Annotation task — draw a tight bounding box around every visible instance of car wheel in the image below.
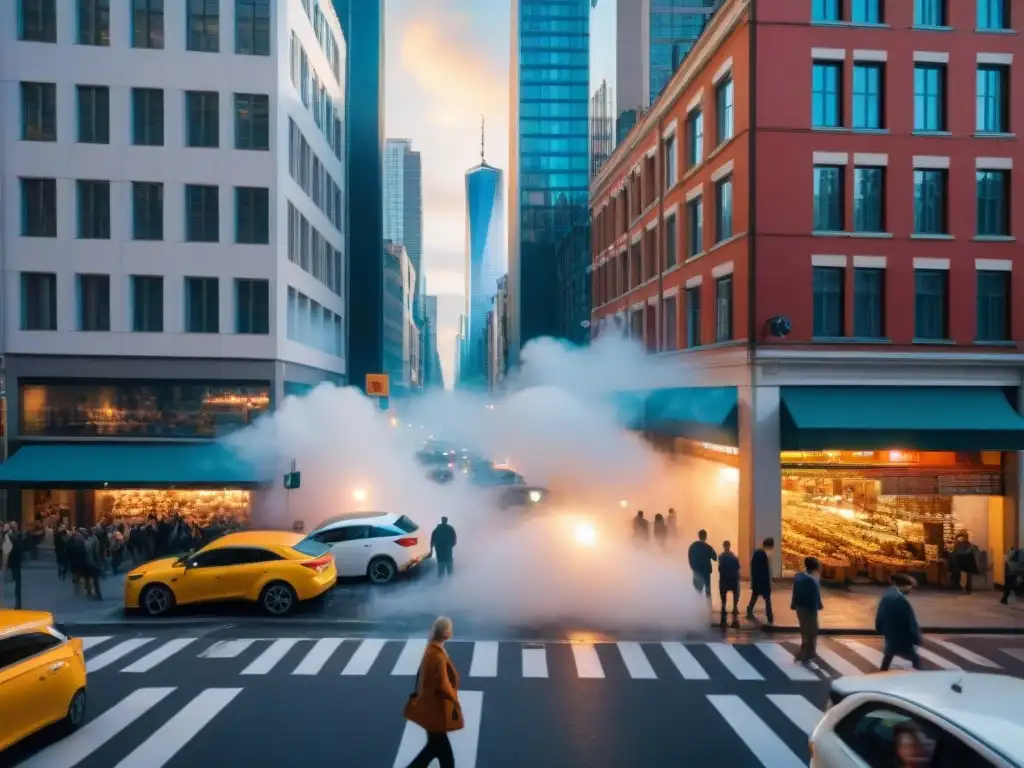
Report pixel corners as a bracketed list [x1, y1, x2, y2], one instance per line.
[140, 584, 175, 617]
[62, 689, 86, 734]
[368, 557, 397, 584]
[260, 582, 297, 616]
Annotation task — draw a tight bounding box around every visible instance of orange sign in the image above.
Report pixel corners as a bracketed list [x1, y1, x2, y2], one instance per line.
[365, 374, 390, 397]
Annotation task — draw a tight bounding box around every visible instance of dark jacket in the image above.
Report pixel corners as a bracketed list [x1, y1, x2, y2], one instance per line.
[687, 540, 717, 576]
[790, 571, 823, 612]
[874, 587, 921, 653]
[431, 523, 457, 560]
[718, 551, 741, 585]
[750, 549, 772, 595]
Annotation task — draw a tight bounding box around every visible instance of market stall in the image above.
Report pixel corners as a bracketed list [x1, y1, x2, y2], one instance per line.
[94, 489, 251, 526]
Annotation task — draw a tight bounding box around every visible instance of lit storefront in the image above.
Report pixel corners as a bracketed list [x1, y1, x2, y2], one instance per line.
[23, 488, 253, 530]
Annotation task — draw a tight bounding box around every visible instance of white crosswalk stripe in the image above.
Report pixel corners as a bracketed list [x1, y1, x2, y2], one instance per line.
[755, 643, 818, 681]
[87, 638, 155, 673]
[661, 641, 710, 679]
[293, 638, 345, 675]
[122, 639, 197, 674]
[616, 642, 657, 679]
[929, 639, 1001, 668]
[571, 643, 604, 678]
[837, 639, 885, 668]
[342, 638, 386, 675]
[916, 646, 962, 670]
[392, 639, 428, 675]
[709, 695, 806, 768]
[469, 641, 499, 677]
[767, 694, 825, 735]
[809, 644, 863, 678]
[242, 639, 303, 675]
[199, 639, 256, 659]
[522, 646, 548, 678]
[80, 635, 111, 651]
[392, 690, 484, 768]
[707, 643, 763, 681]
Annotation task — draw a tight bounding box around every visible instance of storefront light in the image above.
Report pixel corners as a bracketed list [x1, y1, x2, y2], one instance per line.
[718, 466, 740, 483]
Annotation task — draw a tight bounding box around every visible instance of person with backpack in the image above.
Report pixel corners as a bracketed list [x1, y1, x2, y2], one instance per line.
[1002, 547, 1024, 605]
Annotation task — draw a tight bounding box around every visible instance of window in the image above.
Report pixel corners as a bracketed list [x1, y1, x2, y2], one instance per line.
[977, 270, 1010, 341]
[76, 180, 110, 240]
[132, 0, 164, 49]
[21, 178, 57, 237]
[914, 169, 947, 235]
[686, 109, 702, 167]
[715, 276, 733, 342]
[978, 0, 1009, 30]
[915, 269, 948, 339]
[812, 62, 842, 128]
[852, 64, 883, 129]
[664, 213, 677, 269]
[977, 170, 1009, 236]
[186, 185, 219, 242]
[78, 0, 110, 45]
[236, 187, 269, 244]
[77, 274, 110, 331]
[21, 273, 57, 331]
[853, 167, 885, 233]
[131, 276, 163, 332]
[854, 268, 885, 338]
[663, 295, 678, 351]
[812, 0, 840, 22]
[235, 94, 269, 150]
[976, 65, 1009, 134]
[132, 182, 163, 241]
[21, 82, 57, 141]
[132, 88, 164, 146]
[716, 76, 734, 144]
[687, 196, 703, 256]
[813, 266, 844, 337]
[664, 135, 677, 189]
[686, 285, 701, 347]
[185, 277, 219, 333]
[76, 85, 109, 144]
[813, 165, 844, 231]
[186, 91, 219, 147]
[715, 176, 733, 242]
[236, 0, 270, 55]
[851, 0, 882, 23]
[0, 632, 63, 669]
[187, 0, 219, 52]
[236, 279, 270, 334]
[915, 0, 946, 26]
[19, 0, 56, 42]
[914, 64, 946, 131]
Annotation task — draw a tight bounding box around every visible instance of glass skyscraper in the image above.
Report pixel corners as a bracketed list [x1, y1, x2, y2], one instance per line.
[383, 138, 423, 316]
[509, 0, 591, 360]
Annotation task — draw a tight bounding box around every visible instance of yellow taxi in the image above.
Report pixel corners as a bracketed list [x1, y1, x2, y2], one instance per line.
[124, 530, 337, 617]
[0, 610, 87, 753]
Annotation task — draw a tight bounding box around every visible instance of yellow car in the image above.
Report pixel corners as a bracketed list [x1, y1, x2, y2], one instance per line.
[124, 530, 337, 617]
[0, 610, 87, 753]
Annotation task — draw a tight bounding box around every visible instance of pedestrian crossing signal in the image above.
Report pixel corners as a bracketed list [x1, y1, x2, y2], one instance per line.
[283, 471, 301, 490]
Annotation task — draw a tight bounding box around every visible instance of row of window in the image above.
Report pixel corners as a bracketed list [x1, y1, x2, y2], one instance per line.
[286, 286, 344, 357]
[812, 0, 1010, 30]
[285, 203, 344, 297]
[289, 32, 343, 159]
[20, 82, 270, 151]
[287, 118, 343, 233]
[20, 178, 269, 245]
[20, 272, 270, 335]
[813, 164, 1011, 237]
[812, 265, 1010, 342]
[298, 0, 342, 83]
[812, 59, 1010, 134]
[18, 0, 272, 56]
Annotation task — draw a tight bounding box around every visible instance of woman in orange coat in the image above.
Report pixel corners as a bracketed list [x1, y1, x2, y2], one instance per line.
[403, 615, 462, 768]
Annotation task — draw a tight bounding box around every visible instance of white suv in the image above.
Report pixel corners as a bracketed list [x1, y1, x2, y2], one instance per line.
[305, 512, 431, 584]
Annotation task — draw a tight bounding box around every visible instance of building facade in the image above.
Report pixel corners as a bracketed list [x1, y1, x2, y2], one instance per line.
[488, 274, 512, 392]
[422, 294, 444, 389]
[509, 0, 591, 362]
[0, 0, 348, 526]
[383, 241, 418, 395]
[555, 212, 592, 345]
[383, 138, 423, 313]
[589, 0, 1023, 585]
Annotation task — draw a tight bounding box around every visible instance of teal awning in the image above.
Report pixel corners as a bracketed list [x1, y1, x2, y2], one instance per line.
[645, 386, 738, 446]
[0, 443, 265, 486]
[780, 386, 1024, 451]
[608, 390, 648, 430]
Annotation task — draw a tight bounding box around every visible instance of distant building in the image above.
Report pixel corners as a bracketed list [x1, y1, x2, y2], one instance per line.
[382, 241, 417, 395]
[487, 275, 511, 392]
[556, 214, 592, 345]
[383, 138, 423, 314]
[422, 294, 444, 389]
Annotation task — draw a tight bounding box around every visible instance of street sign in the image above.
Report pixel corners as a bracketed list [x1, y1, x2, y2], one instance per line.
[365, 373, 390, 397]
[284, 471, 301, 490]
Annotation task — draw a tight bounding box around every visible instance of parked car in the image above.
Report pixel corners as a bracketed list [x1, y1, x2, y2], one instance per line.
[304, 512, 431, 584]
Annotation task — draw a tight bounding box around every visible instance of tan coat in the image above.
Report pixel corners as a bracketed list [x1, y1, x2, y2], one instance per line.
[403, 641, 463, 734]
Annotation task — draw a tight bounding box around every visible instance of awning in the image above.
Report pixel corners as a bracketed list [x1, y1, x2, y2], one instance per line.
[0, 443, 265, 486]
[780, 386, 1024, 451]
[644, 386, 738, 446]
[608, 390, 648, 430]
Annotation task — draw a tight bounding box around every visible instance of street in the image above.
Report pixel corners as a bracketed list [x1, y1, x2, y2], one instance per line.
[5, 628, 1024, 768]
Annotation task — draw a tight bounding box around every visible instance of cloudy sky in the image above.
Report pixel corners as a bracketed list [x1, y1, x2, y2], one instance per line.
[384, 0, 510, 388]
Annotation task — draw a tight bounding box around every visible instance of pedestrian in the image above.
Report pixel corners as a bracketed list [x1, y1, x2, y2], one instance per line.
[653, 513, 668, 549]
[687, 529, 717, 598]
[0, 523, 11, 608]
[949, 532, 980, 594]
[632, 510, 650, 545]
[717, 541, 741, 628]
[746, 536, 775, 625]
[791, 556, 823, 666]
[1001, 546, 1023, 605]
[2, 522, 25, 609]
[403, 616, 462, 768]
[110, 528, 126, 574]
[84, 527, 104, 600]
[68, 529, 87, 594]
[431, 517, 457, 579]
[55, 524, 69, 580]
[666, 508, 678, 540]
[875, 573, 923, 672]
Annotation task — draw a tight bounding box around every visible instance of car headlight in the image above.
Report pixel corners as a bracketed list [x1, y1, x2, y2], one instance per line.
[529, 491, 542, 503]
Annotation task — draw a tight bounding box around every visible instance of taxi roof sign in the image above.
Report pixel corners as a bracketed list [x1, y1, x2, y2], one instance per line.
[365, 373, 390, 397]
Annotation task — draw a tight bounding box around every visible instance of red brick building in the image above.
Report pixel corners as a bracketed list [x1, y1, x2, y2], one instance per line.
[589, 0, 1023, 583]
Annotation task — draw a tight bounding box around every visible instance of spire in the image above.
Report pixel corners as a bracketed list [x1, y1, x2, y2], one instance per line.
[480, 115, 485, 163]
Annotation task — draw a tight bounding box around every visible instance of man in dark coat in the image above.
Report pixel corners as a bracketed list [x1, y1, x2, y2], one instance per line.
[791, 557, 823, 665]
[746, 536, 775, 624]
[687, 529, 717, 598]
[431, 517, 458, 578]
[717, 541, 741, 628]
[6, 522, 25, 609]
[875, 573, 923, 671]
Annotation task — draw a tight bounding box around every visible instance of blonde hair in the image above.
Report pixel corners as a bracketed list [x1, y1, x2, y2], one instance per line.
[430, 615, 453, 642]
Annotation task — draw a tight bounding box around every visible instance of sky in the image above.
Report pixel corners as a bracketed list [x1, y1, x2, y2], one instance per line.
[384, 0, 510, 388]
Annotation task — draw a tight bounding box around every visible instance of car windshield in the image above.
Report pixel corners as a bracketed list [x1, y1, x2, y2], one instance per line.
[394, 515, 418, 533]
[293, 538, 330, 557]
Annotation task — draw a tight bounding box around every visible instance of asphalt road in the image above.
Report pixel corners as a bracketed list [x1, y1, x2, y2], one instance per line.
[4, 630, 1024, 768]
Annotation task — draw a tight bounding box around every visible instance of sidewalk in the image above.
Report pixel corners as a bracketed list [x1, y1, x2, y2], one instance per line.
[1, 559, 129, 625]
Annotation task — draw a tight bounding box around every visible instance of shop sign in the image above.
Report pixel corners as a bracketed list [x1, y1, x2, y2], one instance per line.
[936, 473, 1003, 496]
[365, 374, 390, 398]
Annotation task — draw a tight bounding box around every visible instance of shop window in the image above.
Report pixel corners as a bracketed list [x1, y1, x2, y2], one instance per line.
[97, 489, 250, 526]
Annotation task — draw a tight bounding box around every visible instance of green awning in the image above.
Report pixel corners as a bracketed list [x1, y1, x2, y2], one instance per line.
[644, 386, 738, 446]
[0, 443, 265, 486]
[780, 386, 1024, 451]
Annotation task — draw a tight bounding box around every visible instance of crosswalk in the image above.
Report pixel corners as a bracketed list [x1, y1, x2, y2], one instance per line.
[76, 633, 1024, 682]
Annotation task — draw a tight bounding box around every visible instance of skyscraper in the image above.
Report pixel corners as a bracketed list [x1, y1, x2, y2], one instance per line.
[460, 122, 504, 388]
[383, 139, 424, 314]
[508, 0, 590, 363]
[423, 294, 444, 389]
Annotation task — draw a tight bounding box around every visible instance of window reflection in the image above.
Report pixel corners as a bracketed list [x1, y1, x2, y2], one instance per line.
[20, 380, 271, 438]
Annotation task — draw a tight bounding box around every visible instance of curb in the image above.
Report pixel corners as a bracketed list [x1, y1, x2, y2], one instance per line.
[762, 625, 1024, 636]
[58, 617, 385, 632]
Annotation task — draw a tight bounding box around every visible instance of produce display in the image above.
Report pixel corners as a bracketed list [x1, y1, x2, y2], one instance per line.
[96, 489, 251, 526]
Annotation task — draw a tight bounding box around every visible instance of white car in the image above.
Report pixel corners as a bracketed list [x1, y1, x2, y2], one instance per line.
[305, 512, 431, 584]
[811, 671, 1024, 768]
